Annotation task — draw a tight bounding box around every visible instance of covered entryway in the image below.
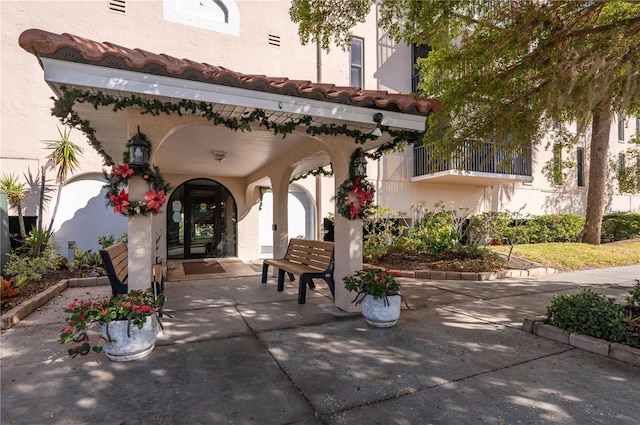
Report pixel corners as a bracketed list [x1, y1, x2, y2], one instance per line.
[167, 178, 237, 259]
[19, 29, 439, 312]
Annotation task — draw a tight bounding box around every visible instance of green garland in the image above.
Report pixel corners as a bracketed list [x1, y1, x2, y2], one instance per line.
[51, 86, 424, 166]
[103, 133, 172, 217]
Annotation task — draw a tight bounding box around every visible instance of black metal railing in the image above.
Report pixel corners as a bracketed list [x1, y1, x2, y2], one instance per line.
[413, 141, 532, 178]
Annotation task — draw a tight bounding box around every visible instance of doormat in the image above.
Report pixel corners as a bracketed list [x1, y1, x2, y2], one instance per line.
[182, 261, 225, 275]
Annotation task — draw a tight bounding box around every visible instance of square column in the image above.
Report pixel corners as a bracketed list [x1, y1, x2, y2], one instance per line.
[127, 177, 154, 291]
[333, 213, 363, 312]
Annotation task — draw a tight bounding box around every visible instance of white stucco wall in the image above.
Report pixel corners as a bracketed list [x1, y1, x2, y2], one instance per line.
[51, 176, 127, 256]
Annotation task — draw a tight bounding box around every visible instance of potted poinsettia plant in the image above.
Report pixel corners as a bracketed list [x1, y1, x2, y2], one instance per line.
[343, 268, 408, 328]
[59, 289, 164, 361]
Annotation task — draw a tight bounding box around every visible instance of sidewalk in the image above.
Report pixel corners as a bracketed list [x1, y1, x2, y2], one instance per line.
[1, 265, 639, 424]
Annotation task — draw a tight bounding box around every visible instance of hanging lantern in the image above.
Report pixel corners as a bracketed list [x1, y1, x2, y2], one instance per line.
[129, 127, 149, 166]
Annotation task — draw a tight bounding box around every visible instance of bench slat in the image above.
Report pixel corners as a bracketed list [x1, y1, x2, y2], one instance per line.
[261, 238, 335, 304]
[100, 242, 129, 296]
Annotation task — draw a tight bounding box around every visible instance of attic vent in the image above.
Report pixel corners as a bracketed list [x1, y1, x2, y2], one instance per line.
[109, 0, 126, 14]
[268, 34, 281, 47]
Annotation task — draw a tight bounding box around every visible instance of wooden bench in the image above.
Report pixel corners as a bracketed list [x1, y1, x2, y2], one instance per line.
[100, 242, 164, 299]
[261, 238, 335, 304]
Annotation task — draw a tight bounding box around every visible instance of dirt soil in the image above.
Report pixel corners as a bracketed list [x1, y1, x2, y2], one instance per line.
[1, 270, 86, 315]
[370, 252, 542, 272]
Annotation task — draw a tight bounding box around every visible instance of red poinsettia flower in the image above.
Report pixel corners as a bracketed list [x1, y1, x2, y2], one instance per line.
[349, 201, 360, 219]
[112, 164, 135, 179]
[144, 189, 166, 212]
[356, 187, 374, 205]
[110, 189, 130, 213]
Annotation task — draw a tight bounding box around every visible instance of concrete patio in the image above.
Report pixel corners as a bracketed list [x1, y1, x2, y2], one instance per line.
[1, 264, 639, 424]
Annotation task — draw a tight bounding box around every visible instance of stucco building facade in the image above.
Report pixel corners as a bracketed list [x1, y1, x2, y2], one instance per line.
[2, 1, 639, 278]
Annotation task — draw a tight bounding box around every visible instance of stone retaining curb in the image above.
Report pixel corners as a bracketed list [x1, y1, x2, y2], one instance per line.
[1, 277, 109, 331]
[522, 317, 640, 366]
[366, 264, 556, 281]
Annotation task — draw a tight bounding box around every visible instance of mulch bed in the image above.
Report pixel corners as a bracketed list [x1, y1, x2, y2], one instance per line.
[1, 270, 86, 315]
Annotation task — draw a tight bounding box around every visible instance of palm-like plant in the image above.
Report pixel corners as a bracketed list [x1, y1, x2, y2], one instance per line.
[0, 174, 28, 239]
[42, 126, 84, 230]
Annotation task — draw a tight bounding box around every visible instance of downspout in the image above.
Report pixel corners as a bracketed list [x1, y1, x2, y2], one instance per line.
[316, 41, 322, 84]
[316, 40, 323, 240]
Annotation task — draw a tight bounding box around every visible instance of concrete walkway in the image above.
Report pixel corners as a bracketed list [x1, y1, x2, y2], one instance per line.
[1, 265, 639, 424]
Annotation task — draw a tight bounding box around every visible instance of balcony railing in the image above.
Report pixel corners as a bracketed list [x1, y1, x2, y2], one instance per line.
[413, 141, 532, 178]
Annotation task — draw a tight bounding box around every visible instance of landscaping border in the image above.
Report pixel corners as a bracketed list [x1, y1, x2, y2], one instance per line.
[1, 276, 109, 330]
[365, 264, 557, 281]
[522, 317, 640, 366]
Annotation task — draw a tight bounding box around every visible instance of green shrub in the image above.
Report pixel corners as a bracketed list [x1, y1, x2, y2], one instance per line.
[409, 211, 460, 255]
[71, 248, 103, 272]
[625, 279, 640, 311]
[546, 289, 628, 343]
[526, 214, 585, 243]
[19, 226, 56, 257]
[363, 232, 394, 262]
[408, 201, 469, 255]
[467, 211, 512, 246]
[601, 212, 640, 243]
[3, 249, 62, 282]
[97, 232, 128, 249]
[97, 235, 116, 249]
[363, 206, 406, 262]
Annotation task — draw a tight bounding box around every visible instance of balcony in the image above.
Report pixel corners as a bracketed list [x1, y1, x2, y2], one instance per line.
[412, 141, 533, 186]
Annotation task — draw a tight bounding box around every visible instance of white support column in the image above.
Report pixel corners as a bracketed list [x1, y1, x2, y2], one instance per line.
[331, 144, 363, 313]
[333, 201, 364, 311]
[127, 177, 154, 291]
[271, 167, 295, 261]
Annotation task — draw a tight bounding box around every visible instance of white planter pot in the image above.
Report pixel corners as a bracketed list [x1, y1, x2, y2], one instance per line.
[361, 294, 401, 328]
[101, 315, 158, 362]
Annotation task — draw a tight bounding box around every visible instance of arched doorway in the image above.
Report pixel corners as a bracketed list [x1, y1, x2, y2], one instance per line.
[257, 184, 316, 258]
[166, 178, 237, 259]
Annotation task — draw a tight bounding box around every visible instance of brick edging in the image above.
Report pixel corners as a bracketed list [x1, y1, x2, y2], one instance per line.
[522, 317, 640, 366]
[0, 276, 109, 331]
[364, 264, 556, 281]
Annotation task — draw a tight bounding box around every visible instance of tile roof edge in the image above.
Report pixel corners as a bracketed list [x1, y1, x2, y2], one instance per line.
[19, 28, 441, 116]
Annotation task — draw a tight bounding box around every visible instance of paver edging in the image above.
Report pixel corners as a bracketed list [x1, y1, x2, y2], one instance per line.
[522, 317, 640, 366]
[364, 263, 555, 281]
[1, 280, 68, 330]
[1, 276, 108, 331]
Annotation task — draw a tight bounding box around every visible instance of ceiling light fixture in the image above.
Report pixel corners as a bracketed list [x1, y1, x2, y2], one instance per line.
[212, 151, 227, 162]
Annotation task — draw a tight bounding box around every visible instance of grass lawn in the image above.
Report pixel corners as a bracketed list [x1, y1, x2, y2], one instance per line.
[491, 239, 640, 271]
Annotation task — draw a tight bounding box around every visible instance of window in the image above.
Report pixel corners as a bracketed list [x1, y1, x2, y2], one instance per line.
[350, 38, 363, 88]
[617, 112, 625, 142]
[163, 0, 239, 36]
[411, 43, 431, 93]
[577, 147, 585, 187]
[553, 144, 563, 185]
[619, 153, 626, 176]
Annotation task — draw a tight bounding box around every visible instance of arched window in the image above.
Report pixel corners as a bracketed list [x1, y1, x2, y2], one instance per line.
[163, 0, 239, 36]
